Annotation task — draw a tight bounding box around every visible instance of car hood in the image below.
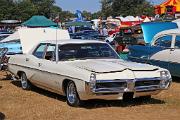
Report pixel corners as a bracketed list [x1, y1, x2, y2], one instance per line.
[68, 59, 159, 73]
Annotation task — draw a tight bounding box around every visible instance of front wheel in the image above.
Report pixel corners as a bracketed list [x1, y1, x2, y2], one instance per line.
[20, 72, 31, 90]
[66, 81, 81, 107]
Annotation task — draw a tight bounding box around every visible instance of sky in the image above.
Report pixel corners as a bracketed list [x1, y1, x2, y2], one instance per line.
[56, 0, 166, 13]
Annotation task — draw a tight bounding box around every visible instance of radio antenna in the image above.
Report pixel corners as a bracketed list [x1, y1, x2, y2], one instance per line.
[55, 22, 58, 64]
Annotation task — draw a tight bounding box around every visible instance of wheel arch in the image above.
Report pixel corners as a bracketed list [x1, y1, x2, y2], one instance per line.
[62, 79, 72, 95]
[17, 71, 25, 78]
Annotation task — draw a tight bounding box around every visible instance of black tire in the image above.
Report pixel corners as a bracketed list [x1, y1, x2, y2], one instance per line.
[66, 81, 81, 107]
[20, 72, 31, 90]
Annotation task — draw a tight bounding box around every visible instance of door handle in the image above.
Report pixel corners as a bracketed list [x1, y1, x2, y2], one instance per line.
[38, 63, 42, 67]
[26, 58, 29, 61]
[170, 48, 175, 51]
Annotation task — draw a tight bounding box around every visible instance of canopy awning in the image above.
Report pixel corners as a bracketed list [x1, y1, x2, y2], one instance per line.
[22, 16, 57, 27]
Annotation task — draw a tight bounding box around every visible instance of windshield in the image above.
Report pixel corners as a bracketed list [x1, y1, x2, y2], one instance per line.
[58, 43, 119, 61]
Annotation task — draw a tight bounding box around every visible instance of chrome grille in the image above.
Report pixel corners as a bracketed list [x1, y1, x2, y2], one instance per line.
[134, 78, 161, 91]
[96, 82, 127, 89]
[135, 80, 160, 87]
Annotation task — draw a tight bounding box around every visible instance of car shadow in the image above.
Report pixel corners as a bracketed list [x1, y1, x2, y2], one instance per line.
[81, 98, 165, 109]
[0, 112, 5, 120]
[32, 86, 66, 102]
[11, 81, 21, 87]
[11, 81, 165, 108]
[11, 81, 66, 102]
[172, 76, 180, 83]
[0, 71, 12, 81]
[0, 86, 2, 89]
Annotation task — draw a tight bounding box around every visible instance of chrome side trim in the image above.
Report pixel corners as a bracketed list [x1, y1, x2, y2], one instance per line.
[8, 63, 84, 82]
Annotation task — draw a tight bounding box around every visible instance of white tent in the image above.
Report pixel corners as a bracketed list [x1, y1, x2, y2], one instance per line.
[116, 16, 142, 22]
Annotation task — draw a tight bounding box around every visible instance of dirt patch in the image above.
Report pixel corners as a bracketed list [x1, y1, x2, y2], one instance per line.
[0, 71, 180, 120]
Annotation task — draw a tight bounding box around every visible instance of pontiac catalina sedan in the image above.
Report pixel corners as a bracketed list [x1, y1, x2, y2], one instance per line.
[8, 40, 172, 106]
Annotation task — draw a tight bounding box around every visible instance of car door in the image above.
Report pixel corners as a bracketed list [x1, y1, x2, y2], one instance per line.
[29, 43, 48, 86]
[150, 35, 173, 70]
[168, 35, 180, 77]
[33, 44, 64, 92]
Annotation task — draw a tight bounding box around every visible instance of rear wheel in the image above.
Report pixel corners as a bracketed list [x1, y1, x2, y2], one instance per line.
[20, 72, 31, 90]
[66, 81, 81, 107]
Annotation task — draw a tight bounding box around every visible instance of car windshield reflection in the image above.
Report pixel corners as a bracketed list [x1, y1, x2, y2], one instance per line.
[58, 43, 119, 61]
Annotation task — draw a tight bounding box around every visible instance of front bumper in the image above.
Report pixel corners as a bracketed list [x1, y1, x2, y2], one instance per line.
[79, 78, 171, 100]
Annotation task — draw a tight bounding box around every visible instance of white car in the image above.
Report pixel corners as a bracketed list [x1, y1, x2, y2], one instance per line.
[8, 40, 172, 106]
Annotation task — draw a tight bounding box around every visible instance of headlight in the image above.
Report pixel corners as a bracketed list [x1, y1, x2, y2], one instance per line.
[90, 73, 96, 91]
[160, 71, 172, 88]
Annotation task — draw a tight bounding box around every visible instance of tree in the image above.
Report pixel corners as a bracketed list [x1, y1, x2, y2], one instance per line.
[50, 5, 62, 20]
[0, 0, 76, 22]
[113, 0, 154, 16]
[0, 0, 16, 20]
[31, 0, 55, 18]
[100, 0, 154, 17]
[82, 11, 92, 20]
[91, 11, 103, 19]
[13, 0, 38, 21]
[60, 11, 75, 22]
[100, 0, 113, 18]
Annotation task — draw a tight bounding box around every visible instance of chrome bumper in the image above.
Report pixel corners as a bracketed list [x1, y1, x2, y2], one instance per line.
[79, 78, 171, 100]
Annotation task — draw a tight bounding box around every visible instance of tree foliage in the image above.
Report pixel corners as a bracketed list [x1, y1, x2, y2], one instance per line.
[100, 0, 154, 17]
[0, 0, 68, 22]
[100, 0, 113, 18]
[0, 0, 155, 23]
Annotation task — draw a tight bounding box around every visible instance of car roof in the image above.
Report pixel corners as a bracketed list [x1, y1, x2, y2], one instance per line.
[154, 28, 180, 38]
[40, 39, 106, 45]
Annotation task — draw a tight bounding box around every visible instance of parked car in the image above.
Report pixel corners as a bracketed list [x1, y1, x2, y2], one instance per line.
[8, 40, 172, 106]
[128, 28, 180, 77]
[70, 30, 106, 40]
[0, 34, 11, 41]
[0, 40, 22, 55]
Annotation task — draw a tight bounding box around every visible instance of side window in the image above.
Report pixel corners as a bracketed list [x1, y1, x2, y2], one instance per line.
[154, 35, 172, 48]
[175, 35, 180, 49]
[44, 44, 56, 61]
[33, 44, 47, 58]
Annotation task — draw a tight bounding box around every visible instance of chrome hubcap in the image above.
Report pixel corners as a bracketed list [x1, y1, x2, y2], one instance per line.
[21, 74, 27, 89]
[67, 82, 77, 104]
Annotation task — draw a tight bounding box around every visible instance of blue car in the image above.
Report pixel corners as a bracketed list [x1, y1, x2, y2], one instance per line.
[70, 30, 106, 40]
[128, 29, 180, 77]
[0, 40, 22, 55]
